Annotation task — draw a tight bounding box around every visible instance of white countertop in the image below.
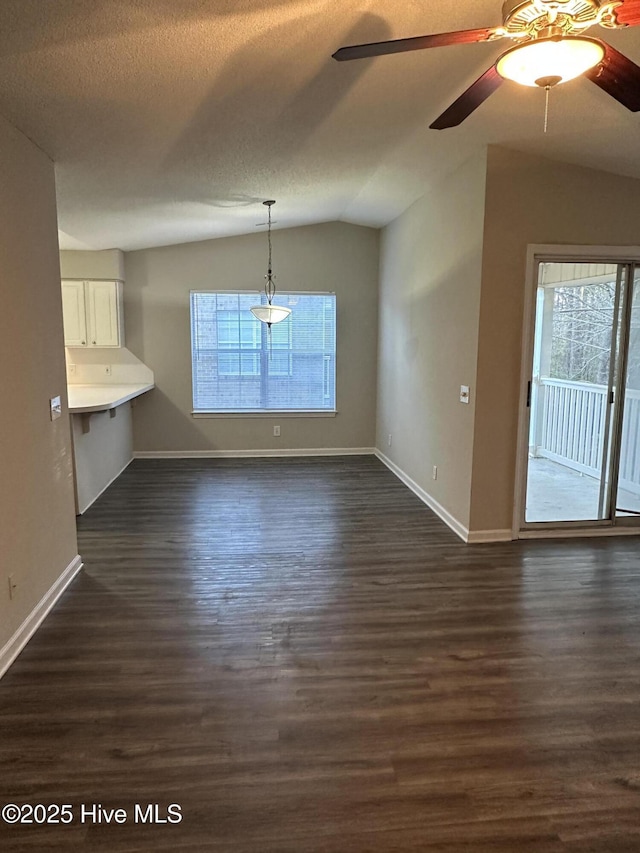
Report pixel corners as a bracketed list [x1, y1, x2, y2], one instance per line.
[67, 383, 154, 414]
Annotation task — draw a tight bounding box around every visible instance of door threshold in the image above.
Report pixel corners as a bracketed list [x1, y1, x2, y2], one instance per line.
[518, 525, 640, 540]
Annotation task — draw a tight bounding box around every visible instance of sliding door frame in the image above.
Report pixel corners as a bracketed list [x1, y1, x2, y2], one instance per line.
[597, 263, 626, 521]
[513, 244, 640, 539]
[608, 265, 640, 526]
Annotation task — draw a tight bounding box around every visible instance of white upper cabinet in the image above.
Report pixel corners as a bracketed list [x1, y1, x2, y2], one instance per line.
[86, 281, 120, 346]
[61, 281, 87, 346]
[62, 280, 124, 348]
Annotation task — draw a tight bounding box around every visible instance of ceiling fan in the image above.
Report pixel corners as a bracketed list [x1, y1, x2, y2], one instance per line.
[332, 0, 640, 129]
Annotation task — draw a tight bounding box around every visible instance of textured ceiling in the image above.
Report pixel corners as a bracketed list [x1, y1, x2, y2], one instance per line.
[0, 0, 639, 250]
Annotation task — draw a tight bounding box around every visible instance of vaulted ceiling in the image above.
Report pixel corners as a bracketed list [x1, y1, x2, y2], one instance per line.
[0, 0, 639, 250]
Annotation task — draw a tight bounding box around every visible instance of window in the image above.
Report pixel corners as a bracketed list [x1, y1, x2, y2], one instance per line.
[216, 309, 260, 376]
[190, 292, 336, 413]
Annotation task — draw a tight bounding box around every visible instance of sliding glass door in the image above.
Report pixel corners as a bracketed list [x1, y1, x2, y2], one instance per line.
[615, 269, 640, 517]
[522, 259, 640, 530]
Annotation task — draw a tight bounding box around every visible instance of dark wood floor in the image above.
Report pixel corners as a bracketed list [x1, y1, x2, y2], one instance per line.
[2, 456, 640, 852]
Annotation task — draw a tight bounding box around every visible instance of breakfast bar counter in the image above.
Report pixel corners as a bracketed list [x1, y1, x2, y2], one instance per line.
[67, 383, 154, 414]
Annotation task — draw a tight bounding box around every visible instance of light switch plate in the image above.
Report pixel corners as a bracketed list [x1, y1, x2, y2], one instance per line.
[460, 385, 470, 404]
[50, 395, 62, 420]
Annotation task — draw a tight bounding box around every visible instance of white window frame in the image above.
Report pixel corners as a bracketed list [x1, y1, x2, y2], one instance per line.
[190, 290, 338, 418]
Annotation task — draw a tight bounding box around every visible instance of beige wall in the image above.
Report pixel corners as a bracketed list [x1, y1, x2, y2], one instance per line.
[59, 249, 124, 281]
[376, 151, 487, 531]
[470, 146, 640, 533]
[0, 114, 78, 651]
[124, 221, 379, 452]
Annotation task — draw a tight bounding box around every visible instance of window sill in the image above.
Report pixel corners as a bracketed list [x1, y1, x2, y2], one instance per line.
[192, 410, 337, 419]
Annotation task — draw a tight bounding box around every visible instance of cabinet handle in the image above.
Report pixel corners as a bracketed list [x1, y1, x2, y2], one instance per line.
[92, 340, 96, 345]
[81, 341, 86, 345]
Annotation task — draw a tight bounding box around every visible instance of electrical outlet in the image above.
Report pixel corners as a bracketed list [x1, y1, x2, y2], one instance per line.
[273, 425, 281, 437]
[104, 365, 112, 376]
[387, 434, 392, 447]
[433, 466, 438, 480]
[8, 574, 17, 600]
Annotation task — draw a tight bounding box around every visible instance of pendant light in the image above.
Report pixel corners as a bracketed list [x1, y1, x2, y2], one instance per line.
[250, 200, 291, 327]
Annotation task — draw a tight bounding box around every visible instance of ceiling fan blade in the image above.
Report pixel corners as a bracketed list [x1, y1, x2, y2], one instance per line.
[614, 0, 640, 26]
[332, 27, 497, 62]
[429, 64, 503, 129]
[585, 42, 640, 112]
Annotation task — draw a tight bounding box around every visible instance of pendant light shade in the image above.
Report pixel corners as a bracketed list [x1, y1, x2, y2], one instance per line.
[250, 200, 291, 326]
[496, 36, 604, 88]
[250, 303, 291, 324]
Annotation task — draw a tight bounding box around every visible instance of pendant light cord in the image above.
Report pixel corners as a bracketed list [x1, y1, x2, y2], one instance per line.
[265, 201, 275, 305]
[267, 202, 273, 280]
[267, 204, 273, 340]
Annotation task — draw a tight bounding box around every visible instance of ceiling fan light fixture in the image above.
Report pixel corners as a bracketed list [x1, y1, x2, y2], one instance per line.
[496, 36, 605, 87]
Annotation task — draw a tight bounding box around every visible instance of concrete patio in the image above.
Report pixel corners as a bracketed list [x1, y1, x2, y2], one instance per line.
[526, 457, 640, 522]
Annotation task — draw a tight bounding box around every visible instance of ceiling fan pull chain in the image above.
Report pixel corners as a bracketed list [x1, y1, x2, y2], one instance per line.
[544, 84, 550, 134]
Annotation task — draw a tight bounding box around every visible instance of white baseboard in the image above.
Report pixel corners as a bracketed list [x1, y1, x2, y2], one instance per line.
[0, 554, 83, 680]
[375, 451, 515, 545]
[133, 448, 376, 459]
[77, 456, 133, 515]
[466, 529, 514, 544]
[375, 450, 469, 542]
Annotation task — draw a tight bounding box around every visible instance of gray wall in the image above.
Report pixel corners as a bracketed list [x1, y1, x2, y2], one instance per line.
[0, 114, 78, 651]
[124, 221, 379, 452]
[376, 151, 487, 531]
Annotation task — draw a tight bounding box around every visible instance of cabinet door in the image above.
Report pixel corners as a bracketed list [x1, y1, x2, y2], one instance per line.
[86, 281, 120, 347]
[61, 281, 87, 346]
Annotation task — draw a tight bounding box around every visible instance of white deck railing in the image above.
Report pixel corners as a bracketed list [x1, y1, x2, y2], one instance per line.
[533, 377, 640, 496]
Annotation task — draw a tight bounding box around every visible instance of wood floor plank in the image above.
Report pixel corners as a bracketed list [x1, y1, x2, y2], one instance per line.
[1, 456, 640, 851]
